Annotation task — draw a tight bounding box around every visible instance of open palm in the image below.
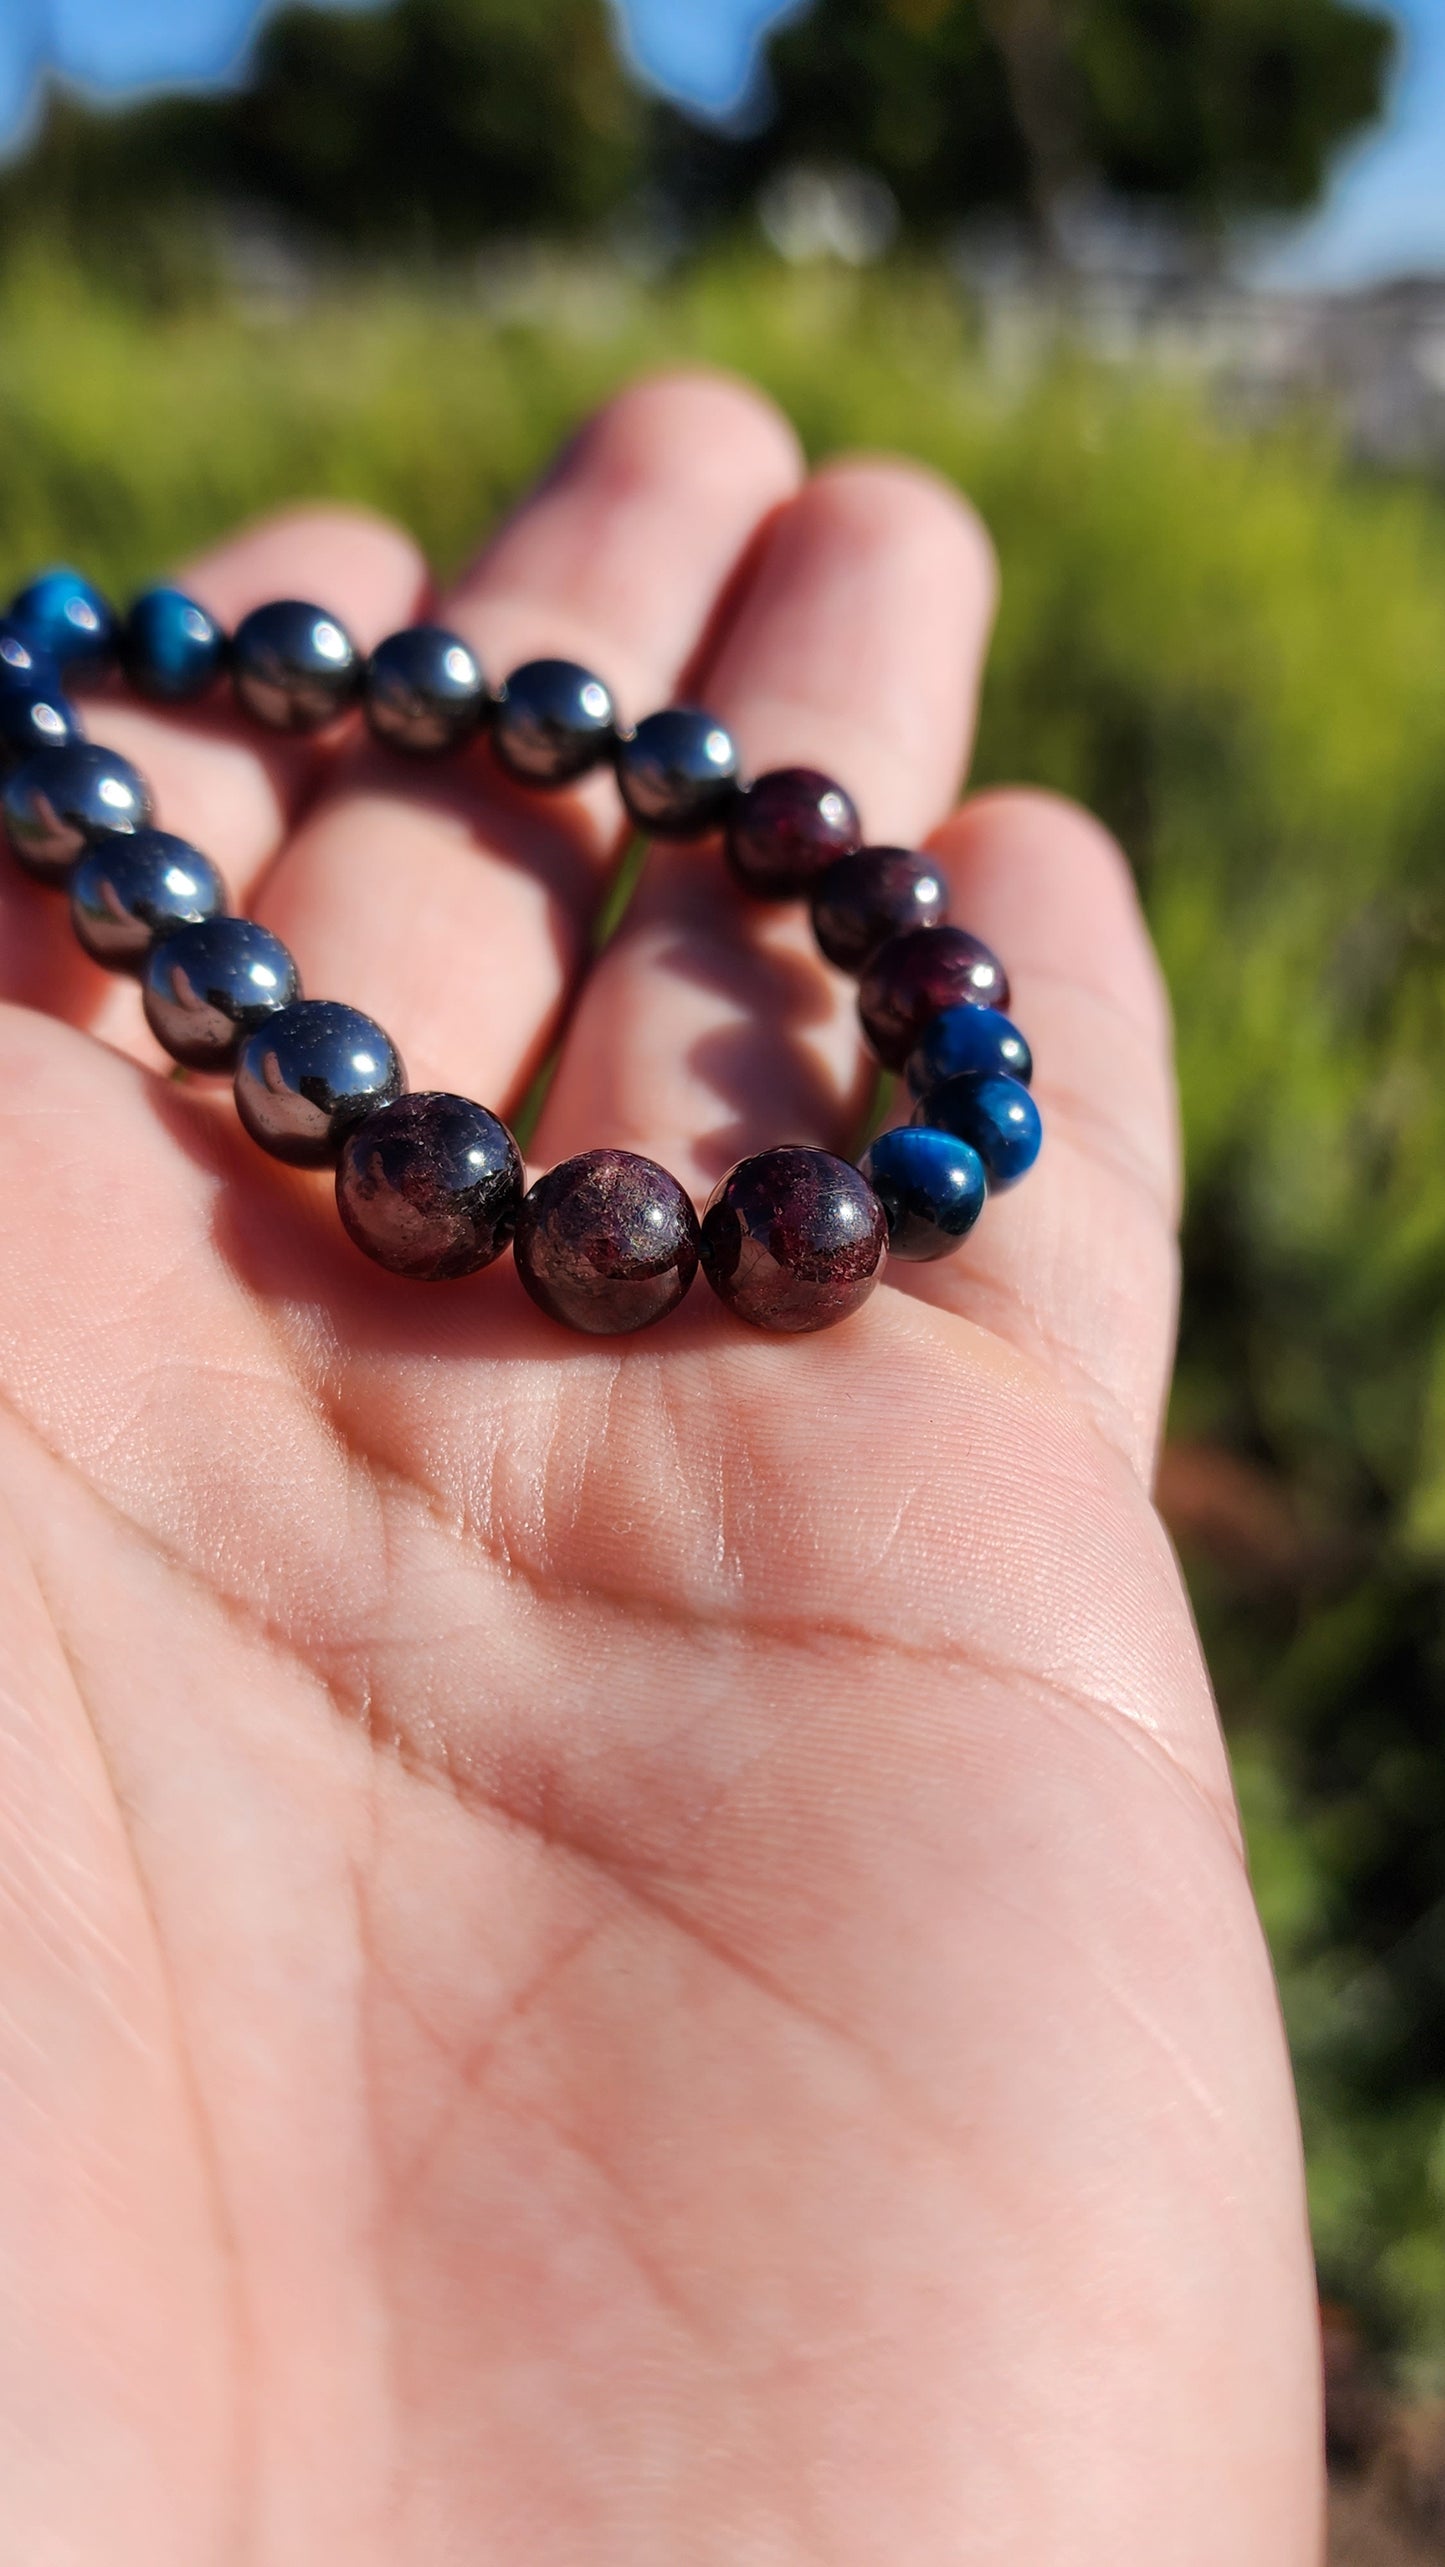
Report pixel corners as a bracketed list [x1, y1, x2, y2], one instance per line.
[0, 375, 1319, 2563]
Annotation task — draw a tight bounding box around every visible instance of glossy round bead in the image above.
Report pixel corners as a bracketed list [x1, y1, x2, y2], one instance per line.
[858, 924, 1010, 1069]
[616, 707, 741, 839]
[859, 1124, 987, 1261]
[364, 625, 487, 756]
[2, 743, 151, 884]
[336, 1091, 523, 1279]
[70, 831, 225, 972]
[914, 1072, 1043, 1188]
[121, 587, 228, 703]
[811, 845, 948, 972]
[7, 568, 116, 674]
[699, 1146, 888, 1333]
[513, 1149, 700, 1335]
[905, 1001, 1033, 1098]
[143, 917, 299, 1071]
[231, 599, 360, 733]
[0, 681, 84, 767]
[726, 767, 860, 898]
[0, 623, 60, 695]
[491, 659, 615, 785]
[234, 1000, 404, 1167]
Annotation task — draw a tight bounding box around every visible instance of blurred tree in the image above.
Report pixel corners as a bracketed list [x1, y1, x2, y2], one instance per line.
[0, 0, 645, 265]
[660, 0, 1396, 253]
[231, 0, 642, 241]
[0, 0, 1396, 270]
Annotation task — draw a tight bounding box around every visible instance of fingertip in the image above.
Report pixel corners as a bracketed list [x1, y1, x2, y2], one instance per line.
[176, 503, 431, 647]
[557, 367, 807, 514]
[931, 787, 1173, 1059]
[805, 454, 999, 622]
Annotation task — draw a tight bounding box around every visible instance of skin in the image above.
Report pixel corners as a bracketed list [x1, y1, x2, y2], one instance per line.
[0, 374, 1321, 2564]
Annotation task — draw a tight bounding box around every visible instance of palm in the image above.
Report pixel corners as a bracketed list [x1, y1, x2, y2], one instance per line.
[0, 377, 1318, 2563]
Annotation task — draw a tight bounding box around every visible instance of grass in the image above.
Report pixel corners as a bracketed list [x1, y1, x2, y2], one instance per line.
[5, 238, 1445, 2372]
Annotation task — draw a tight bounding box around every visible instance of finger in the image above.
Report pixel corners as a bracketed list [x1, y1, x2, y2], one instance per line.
[1, 506, 428, 1052]
[537, 458, 996, 1185]
[888, 789, 1180, 1483]
[249, 374, 804, 1105]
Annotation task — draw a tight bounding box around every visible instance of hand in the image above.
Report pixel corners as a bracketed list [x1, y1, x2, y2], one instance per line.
[0, 374, 1320, 2564]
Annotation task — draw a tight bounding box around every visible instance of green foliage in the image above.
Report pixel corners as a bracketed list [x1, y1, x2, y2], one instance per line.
[1, 247, 1444, 2365]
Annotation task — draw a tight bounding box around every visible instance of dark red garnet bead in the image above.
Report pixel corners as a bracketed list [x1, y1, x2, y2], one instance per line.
[811, 845, 949, 973]
[699, 1146, 888, 1333]
[513, 1148, 701, 1335]
[725, 767, 861, 899]
[336, 1091, 524, 1279]
[858, 925, 1009, 1069]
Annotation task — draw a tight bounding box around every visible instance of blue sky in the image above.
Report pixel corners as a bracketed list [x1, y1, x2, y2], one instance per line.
[1, 0, 1441, 286]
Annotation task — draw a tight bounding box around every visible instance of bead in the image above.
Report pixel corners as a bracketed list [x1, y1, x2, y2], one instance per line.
[6, 568, 116, 675]
[513, 1148, 700, 1334]
[491, 659, 615, 785]
[364, 625, 488, 756]
[336, 1091, 523, 1279]
[121, 587, 228, 703]
[858, 924, 1010, 1069]
[230, 599, 360, 733]
[0, 623, 60, 695]
[0, 681, 84, 767]
[615, 707, 740, 839]
[234, 999, 404, 1167]
[726, 767, 860, 898]
[3, 743, 152, 884]
[905, 1001, 1032, 1098]
[699, 1146, 888, 1333]
[70, 831, 225, 973]
[859, 1124, 987, 1261]
[914, 1072, 1043, 1188]
[811, 845, 948, 971]
[143, 917, 299, 1071]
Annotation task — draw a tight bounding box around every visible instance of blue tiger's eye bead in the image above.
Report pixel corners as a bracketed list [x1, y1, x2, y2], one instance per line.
[337, 1091, 523, 1279]
[231, 599, 360, 734]
[364, 625, 488, 756]
[121, 587, 228, 704]
[143, 917, 299, 1070]
[859, 1124, 987, 1261]
[3, 743, 151, 883]
[700, 1146, 888, 1333]
[514, 1149, 700, 1334]
[234, 999, 404, 1167]
[811, 845, 948, 971]
[491, 659, 615, 785]
[0, 623, 60, 695]
[905, 1002, 1033, 1098]
[7, 568, 116, 675]
[0, 681, 84, 767]
[615, 707, 741, 839]
[70, 831, 225, 972]
[914, 1072, 1043, 1188]
[858, 925, 1010, 1069]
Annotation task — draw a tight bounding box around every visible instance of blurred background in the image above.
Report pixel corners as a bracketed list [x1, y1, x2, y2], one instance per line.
[3, 0, 1445, 2555]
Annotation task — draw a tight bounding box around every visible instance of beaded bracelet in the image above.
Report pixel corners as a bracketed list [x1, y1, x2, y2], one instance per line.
[0, 563, 1042, 1338]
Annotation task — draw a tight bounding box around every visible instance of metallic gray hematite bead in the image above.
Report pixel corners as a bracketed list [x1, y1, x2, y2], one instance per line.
[3, 743, 152, 883]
